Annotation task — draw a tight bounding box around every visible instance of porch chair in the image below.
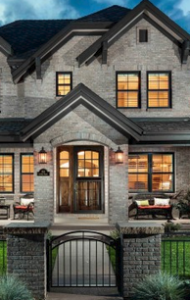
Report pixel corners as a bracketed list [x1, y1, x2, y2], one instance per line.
[13, 193, 34, 220]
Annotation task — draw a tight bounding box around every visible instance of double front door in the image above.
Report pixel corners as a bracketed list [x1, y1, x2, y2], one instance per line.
[58, 146, 104, 213]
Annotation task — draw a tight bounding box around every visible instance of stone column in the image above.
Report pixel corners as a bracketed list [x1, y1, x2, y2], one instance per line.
[117, 222, 164, 299]
[109, 144, 128, 224]
[34, 143, 54, 222]
[4, 222, 50, 300]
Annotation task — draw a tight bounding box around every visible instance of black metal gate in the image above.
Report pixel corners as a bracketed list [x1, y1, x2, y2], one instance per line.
[47, 230, 122, 294]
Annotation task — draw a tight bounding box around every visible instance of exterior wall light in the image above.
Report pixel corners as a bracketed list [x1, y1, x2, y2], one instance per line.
[115, 147, 124, 164]
[38, 147, 47, 164]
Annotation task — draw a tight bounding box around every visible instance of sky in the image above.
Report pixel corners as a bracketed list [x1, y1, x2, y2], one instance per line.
[0, 0, 189, 32]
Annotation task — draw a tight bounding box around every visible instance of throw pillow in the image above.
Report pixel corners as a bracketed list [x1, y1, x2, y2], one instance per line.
[154, 198, 170, 206]
[136, 200, 149, 206]
[20, 198, 34, 206]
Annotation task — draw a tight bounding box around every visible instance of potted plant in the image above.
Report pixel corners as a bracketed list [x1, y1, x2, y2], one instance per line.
[174, 188, 190, 218]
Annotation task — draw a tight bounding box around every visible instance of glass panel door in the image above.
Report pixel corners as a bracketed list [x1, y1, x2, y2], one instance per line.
[74, 147, 103, 212]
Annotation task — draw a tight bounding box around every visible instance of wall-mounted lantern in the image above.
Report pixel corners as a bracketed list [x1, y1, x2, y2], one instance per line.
[115, 147, 124, 164]
[38, 147, 47, 164]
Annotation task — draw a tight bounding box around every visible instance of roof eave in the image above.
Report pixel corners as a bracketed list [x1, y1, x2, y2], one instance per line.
[11, 21, 112, 83]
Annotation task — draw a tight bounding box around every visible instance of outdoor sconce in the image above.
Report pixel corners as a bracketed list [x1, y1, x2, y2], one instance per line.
[115, 147, 124, 164]
[38, 147, 47, 164]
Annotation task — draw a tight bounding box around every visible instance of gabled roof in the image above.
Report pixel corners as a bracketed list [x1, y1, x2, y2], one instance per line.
[77, 0, 190, 66]
[20, 83, 143, 142]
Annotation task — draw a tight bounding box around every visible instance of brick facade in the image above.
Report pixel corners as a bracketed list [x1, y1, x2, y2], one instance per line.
[0, 7, 189, 224]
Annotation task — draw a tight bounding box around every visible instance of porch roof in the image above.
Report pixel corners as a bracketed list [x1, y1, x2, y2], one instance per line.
[2, 104, 190, 146]
[20, 83, 143, 142]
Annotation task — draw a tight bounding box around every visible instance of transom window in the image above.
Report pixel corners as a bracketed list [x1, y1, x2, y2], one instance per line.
[147, 72, 171, 108]
[0, 154, 14, 193]
[20, 154, 34, 193]
[116, 72, 140, 108]
[128, 153, 174, 192]
[56, 72, 72, 96]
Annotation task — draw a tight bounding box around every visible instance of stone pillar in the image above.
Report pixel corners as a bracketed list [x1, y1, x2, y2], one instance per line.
[117, 222, 164, 299]
[34, 143, 54, 222]
[109, 144, 128, 224]
[4, 222, 50, 300]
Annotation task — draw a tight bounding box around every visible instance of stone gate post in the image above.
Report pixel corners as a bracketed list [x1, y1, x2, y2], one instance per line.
[4, 222, 50, 300]
[117, 222, 164, 299]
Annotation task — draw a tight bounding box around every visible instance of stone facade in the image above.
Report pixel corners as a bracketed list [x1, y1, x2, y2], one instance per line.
[5, 223, 49, 300]
[118, 222, 164, 299]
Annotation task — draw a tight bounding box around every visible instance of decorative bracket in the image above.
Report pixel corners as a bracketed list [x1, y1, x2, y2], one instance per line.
[181, 40, 190, 64]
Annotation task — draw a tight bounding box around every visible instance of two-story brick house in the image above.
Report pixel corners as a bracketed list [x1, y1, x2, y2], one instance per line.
[0, 0, 190, 224]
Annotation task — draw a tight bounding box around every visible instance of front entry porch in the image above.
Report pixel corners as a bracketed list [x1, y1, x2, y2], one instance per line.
[57, 145, 104, 214]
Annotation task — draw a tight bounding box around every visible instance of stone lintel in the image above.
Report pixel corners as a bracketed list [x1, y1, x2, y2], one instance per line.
[4, 222, 50, 235]
[117, 221, 164, 235]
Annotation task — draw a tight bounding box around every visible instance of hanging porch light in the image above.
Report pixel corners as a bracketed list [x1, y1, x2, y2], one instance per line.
[115, 147, 124, 164]
[38, 147, 47, 164]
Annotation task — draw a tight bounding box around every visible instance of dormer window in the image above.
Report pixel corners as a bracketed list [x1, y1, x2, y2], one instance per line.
[56, 72, 72, 96]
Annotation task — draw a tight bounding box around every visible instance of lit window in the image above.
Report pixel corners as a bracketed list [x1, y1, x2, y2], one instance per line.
[147, 72, 171, 108]
[56, 72, 72, 96]
[77, 151, 99, 178]
[128, 153, 174, 192]
[0, 154, 14, 193]
[116, 72, 140, 108]
[59, 151, 69, 177]
[21, 154, 34, 193]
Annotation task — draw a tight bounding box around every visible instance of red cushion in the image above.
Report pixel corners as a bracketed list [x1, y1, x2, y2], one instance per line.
[15, 205, 28, 210]
[138, 205, 171, 209]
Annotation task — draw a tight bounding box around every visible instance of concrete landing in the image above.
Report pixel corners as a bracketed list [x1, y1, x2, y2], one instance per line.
[47, 293, 122, 300]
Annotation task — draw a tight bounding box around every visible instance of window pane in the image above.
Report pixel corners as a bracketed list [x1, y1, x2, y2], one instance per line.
[57, 73, 72, 96]
[21, 154, 34, 192]
[148, 73, 170, 108]
[58, 74, 71, 84]
[117, 92, 138, 107]
[58, 86, 71, 96]
[60, 151, 69, 159]
[148, 91, 169, 107]
[128, 174, 148, 191]
[152, 174, 173, 191]
[77, 151, 100, 178]
[0, 155, 13, 193]
[128, 155, 148, 173]
[59, 151, 69, 177]
[152, 154, 173, 173]
[129, 153, 174, 192]
[117, 73, 139, 108]
[92, 152, 99, 159]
